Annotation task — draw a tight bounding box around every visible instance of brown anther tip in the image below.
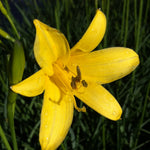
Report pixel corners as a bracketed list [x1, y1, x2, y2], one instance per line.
[76, 66, 81, 80]
[64, 66, 69, 72]
[82, 80, 88, 87]
[71, 80, 76, 89]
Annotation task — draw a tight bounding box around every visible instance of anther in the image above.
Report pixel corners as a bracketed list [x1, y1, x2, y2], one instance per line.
[64, 66, 69, 72]
[76, 66, 81, 82]
[70, 66, 88, 89]
[71, 77, 77, 89]
[81, 80, 88, 87]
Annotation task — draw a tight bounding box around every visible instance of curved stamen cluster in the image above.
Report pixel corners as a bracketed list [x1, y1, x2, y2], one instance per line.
[70, 66, 88, 89]
[52, 64, 87, 112]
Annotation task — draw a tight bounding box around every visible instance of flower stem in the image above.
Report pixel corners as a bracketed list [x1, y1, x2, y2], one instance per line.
[135, 0, 143, 52]
[131, 0, 143, 93]
[134, 0, 137, 42]
[0, 124, 12, 150]
[0, 1, 20, 39]
[144, 0, 149, 25]
[134, 82, 150, 148]
[121, 0, 126, 42]
[103, 0, 109, 48]
[55, 0, 60, 30]
[95, 0, 98, 9]
[123, 0, 129, 47]
[102, 117, 106, 150]
[7, 90, 18, 150]
[0, 28, 15, 42]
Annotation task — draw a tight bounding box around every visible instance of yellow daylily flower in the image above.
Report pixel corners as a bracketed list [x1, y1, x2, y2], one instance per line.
[11, 9, 139, 150]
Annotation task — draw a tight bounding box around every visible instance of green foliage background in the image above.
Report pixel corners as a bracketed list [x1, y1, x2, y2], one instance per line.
[0, 0, 150, 150]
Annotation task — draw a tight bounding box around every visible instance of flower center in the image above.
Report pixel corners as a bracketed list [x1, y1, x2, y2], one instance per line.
[51, 62, 87, 112]
[52, 62, 88, 92]
[50, 63, 71, 94]
[70, 66, 88, 90]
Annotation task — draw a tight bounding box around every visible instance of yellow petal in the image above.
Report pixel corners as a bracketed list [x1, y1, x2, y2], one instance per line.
[39, 92, 74, 150]
[71, 9, 106, 53]
[75, 83, 122, 121]
[11, 69, 46, 97]
[45, 77, 61, 103]
[33, 19, 70, 76]
[68, 47, 139, 84]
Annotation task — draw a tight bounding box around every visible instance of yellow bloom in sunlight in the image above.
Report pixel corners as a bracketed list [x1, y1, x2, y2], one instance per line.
[11, 9, 139, 150]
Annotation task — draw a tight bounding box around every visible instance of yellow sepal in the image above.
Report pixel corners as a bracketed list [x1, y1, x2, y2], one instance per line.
[75, 83, 122, 121]
[45, 77, 61, 103]
[71, 9, 106, 53]
[33, 19, 70, 76]
[68, 47, 140, 84]
[11, 69, 46, 97]
[40, 93, 74, 150]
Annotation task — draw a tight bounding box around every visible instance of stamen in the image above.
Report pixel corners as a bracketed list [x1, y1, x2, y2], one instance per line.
[64, 66, 69, 72]
[73, 98, 86, 112]
[71, 77, 77, 89]
[70, 65, 88, 90]
[52, 63, 71, 93]
[76, 66, 81, 82]
[81, 80, 88, 87]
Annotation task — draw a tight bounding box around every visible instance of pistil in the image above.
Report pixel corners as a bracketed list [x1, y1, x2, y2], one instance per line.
[73, 97, 86, 112]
